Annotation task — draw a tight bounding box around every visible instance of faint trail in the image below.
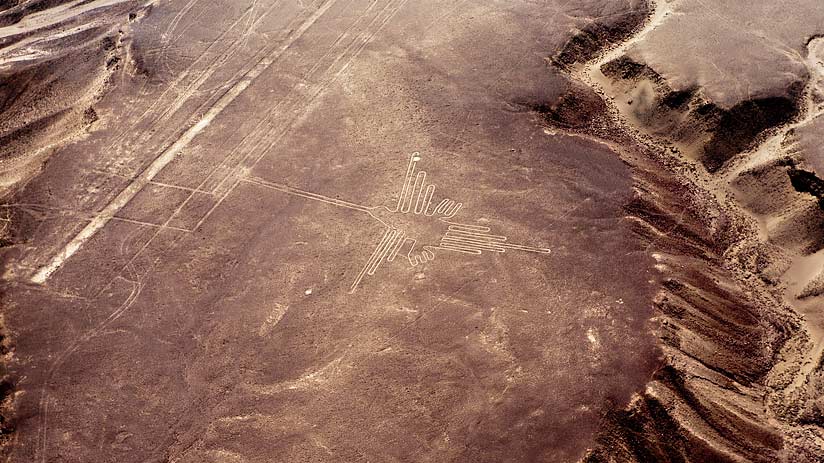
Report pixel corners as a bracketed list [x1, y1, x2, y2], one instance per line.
[163, 0, 203, 43]
[157, 0, 401, 235]
[106, 2, 257, 156]
[195, 0, 378, 195]
[30, 0, 340, 284]
[155, 0, 207, 76]
[105, 0, 286, 162]
[90, 0, 382, 293]
[194, 0, 410, 232]
[36, 276, 142, 463]
[376, 278, 476, 351]
[33, 202, 200, 462]
[577, 0, 672, 90]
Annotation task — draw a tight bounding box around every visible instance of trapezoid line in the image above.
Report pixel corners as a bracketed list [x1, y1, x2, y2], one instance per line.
[29, 0, 340, 284]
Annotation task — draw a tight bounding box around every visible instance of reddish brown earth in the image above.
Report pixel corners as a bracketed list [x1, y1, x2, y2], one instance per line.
[4, 0, 824, 462]
[0, 1, 661, 462]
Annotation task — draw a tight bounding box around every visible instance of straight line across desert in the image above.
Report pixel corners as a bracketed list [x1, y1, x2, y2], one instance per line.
[0, 0, 823, 461]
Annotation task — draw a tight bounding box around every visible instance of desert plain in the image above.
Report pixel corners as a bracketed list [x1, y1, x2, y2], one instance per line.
[0, 0, 823, 462]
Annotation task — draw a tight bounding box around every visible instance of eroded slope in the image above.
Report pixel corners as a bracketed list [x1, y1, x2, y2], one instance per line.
[546, 0, 824, 461]
[0, 0, 152, 192]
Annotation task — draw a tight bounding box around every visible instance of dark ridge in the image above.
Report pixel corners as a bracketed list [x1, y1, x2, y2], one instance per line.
[128, 38, 153, 78]
[0, 0, 74, 27]
[106, 54, 121, 69]
[599, 56, 697, 111]
[542, 101, 797, 460]
[806, 33, 824, 48]
[623, 195, 712, 252]
[0, 70, 34, 118]
[659, 87, 697, 110]
[551, 2, 651, 70]
[692, 102, 722, 118]
[575, 156, 799, 461]
[559, 45, 805, 176]
[798, 398, 824, 427]
[0, 15, 106, 51]
[777, 156, 798, 168]
[797, 355, 824, 425]
[0, 19, 134, 165]
[0, 108, 72, 158]
[656, 277, 776, 385]
[664, 360, 784, 454]
[788, 168, 824, 210]
[583, 369, 746, 463]
[702, 85, 804, 172]
[529, 85, 608, 130]
[0, 320, 13, 450]
[583, 393, 690, 463]
[600, 56, 657, 81]
[542, 2, 814, 461]
[584, 365, 782, 463]
[83, 106, 99, 125]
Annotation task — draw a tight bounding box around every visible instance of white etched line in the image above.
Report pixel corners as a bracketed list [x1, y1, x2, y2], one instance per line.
[160, 0, 363, 233]
[415, 171, 424, 215]
[432, 199, 461, 217]
[242, 177, 372, 213]
[206, 0, 386, 196]
[202, 152, 550, 292]
[196, 0, 407, 229]
[445, 230, 508, 242]
[419, 184, 435, 215]
[443, 242, 498, 252]
[440, 238, 506, 253]
[441, 235, 507, 249]
[501, 243, 552, 253]
[411, 171, 426, 213]
[196, 0, 396, 219]
[351, 228, 393, 292]
[190, 179, 241, 231]
[445, 232, 507, 242]
[29, 0, 339, 284]
[107, 3, 252, 153]
[107, 0, 290, 157]
[437, 243, 483, 255]
[110, 217, 192, 233]
[396, 154, 417, 211]
[367, 229, 398, 275]
[147, 181, 213, 194]
[31, 116, 213, 283]
[447, 223, 491, 233]
[387, 232, 406, 262]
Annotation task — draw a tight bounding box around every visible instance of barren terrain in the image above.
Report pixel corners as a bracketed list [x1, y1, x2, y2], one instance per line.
[0, 0, 823, 462]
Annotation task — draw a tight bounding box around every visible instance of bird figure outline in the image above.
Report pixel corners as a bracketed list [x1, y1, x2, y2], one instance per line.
[243, 153, 551, 292]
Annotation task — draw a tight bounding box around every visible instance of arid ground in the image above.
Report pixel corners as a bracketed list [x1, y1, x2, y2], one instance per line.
[0, 0, 823, 462]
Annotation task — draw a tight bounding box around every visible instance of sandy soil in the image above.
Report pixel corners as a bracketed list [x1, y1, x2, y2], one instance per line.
[0, 1, 660, 462]
[3, 0, 824, 461]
